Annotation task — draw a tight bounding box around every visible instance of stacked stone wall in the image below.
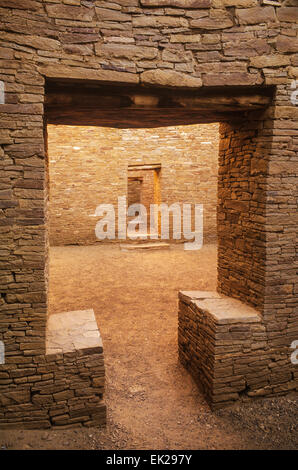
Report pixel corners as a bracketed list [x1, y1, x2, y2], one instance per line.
[0, 0, 297, 424]
[0, 309, 106, 428]
[178, 291, 298, 409]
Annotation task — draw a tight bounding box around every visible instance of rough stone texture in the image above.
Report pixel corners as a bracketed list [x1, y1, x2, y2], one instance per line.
[0, 309, 106, 428]
[46, 309, 103, 354]
[0, 0, 297, 425]
[235, 6, 277, 25]
[276, 7, 298, 23]
[178, 292, 297, 409]
[140, 0, 210, 7]
[217, 116, 267, 311]
[38, 65, 139, 84]
[141, 70, 203, 88]
[47, 124, 219, 245]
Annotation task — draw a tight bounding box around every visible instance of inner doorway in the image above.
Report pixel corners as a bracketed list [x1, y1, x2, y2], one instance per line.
[127, 163, 161, 239]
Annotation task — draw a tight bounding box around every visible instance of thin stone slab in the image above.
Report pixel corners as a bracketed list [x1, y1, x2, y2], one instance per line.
[46, 309, 103, 355]
[179, 290, 221, 304]
[120, 242, 170, 251]
[179, 291, 261, 325]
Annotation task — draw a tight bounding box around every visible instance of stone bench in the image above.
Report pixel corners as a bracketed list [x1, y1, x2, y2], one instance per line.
[41, 309, 106, 427]
[46, 309, 103, 355]
[178, 291, 268, 409]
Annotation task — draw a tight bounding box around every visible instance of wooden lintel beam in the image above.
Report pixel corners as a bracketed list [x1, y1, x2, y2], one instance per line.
[45, 90, 271, 111]
[45, 83, 273, 128]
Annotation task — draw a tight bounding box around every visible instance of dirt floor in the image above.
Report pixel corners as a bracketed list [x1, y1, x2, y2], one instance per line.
[0, 244, 297, 450]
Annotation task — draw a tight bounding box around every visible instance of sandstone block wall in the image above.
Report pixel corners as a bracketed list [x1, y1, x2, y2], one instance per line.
[218, 115, 267, 311]
[178, 291, 298, 409]
[47, 123, 219, 245]
[0, 0, 297, 425]
[0, 309, 106, 428]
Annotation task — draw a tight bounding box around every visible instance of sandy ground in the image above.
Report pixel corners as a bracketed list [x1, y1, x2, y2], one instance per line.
[0, 244, 297, 450]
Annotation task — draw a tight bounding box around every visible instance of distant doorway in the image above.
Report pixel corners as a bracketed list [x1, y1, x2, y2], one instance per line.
[127, 164, 161, 238]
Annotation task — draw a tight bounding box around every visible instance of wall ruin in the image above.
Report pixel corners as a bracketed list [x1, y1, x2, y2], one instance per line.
[0, 0, 297, 426]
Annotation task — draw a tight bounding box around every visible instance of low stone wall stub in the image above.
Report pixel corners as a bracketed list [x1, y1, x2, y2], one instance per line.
[178, 291, 289, 409]
[0, 310, 106, 429]
[46, 309, 103, 355]
[44, 309, 106, 427]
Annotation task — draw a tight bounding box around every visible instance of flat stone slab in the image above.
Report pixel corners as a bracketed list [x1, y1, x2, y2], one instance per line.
[179, 291, 261, 325]
[120, 242, 170, 251]
[179, 290, 221, 305]
[126, 231, 158, 239]
[46, 309, 103, 355]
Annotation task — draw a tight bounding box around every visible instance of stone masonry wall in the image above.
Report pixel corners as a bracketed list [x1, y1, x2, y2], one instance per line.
[178, 291, 297, 409]
[218, 113, 267, 312]
[0, 0, 297, 425]
[47, 123, 219, 245]
[0, 309, 106, 428]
